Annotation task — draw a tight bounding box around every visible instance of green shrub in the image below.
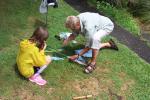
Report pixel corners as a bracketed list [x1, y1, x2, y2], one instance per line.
[97, 1, 140, 36]
[128, 0, 150, 24]
[96, 0, 150, 24]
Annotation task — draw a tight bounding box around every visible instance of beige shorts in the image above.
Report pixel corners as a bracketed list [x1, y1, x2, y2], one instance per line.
[85, 30, 110, 49]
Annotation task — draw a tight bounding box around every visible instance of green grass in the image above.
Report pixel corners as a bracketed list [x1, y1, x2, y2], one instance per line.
[87, 0, 140, 36]
[0, 0, 150, 100]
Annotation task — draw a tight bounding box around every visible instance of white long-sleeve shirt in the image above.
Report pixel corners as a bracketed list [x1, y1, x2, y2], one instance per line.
[73, 12, 114, 38]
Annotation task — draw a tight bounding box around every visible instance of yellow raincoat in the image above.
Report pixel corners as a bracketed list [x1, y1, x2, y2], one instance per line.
[16, 39, 46, 78]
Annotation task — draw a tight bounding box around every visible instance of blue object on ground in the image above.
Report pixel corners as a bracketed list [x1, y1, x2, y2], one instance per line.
[74, 49, 92, 64]
[75, 49, 92, 57]
[51, 56, 64, 60]
[77, 56, 86, 63]
[74, 58, 87, 66]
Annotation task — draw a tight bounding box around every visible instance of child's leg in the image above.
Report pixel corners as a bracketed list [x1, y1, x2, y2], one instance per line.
[34, 66, 40, 73]
[34, 65, 47, 77]
[29, 65, 48, 85]
[33, 55, 51, 77]
[28, 56, 51, 85]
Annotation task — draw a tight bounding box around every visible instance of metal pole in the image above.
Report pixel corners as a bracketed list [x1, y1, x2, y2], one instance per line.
[46, 4, 48, 26]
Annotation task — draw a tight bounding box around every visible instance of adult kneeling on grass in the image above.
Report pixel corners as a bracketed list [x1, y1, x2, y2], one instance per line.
[63, 12, 118, 73]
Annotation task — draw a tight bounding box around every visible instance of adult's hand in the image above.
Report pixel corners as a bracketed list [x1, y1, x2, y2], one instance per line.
[63, 39, 68, 46]
[69, 54, 78, 61]
[63, 33, 76, 46]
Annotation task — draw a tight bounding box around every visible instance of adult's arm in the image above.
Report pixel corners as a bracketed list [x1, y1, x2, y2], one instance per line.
[63, 33, 76, 46]
[69, 47, 91, 60]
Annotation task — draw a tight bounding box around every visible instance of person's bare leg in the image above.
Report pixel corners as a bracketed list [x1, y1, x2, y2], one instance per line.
[100, 40, 119, 50]
[100, 42, 111, 48]
[33, 56, 51, 77]
[91, 49, 99, 65]
[84, 49, 98, 73]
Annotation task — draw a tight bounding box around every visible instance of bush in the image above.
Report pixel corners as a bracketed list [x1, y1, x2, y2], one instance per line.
[97, 1, 140, 36]
[97, 0, 150, 24]
[128, 0, 150, 24]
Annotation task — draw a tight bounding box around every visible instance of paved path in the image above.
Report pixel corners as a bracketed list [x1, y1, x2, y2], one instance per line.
[64, 0, 150, 63]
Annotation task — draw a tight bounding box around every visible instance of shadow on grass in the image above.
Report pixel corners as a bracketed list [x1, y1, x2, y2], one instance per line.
[13, 63, 47, 80]
[51, 44, 85, 58]
[13, 63, 26, 80]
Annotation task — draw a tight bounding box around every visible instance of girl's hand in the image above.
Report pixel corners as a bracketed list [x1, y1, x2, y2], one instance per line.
[46, 55, 51, 65]
[43, 42, 47, 50]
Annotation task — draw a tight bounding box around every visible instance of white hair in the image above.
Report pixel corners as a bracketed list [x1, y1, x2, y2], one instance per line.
[65, 16, 79, 28]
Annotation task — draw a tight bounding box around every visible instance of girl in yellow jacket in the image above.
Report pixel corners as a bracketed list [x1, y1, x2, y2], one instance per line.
[17, 27, 51, 85]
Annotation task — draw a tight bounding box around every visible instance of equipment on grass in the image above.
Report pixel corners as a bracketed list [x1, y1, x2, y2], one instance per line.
[46, 46, 68, 58]
[55, 32, 78, 44]
[46, 46, 87, 65]
[39, 0, 58, 26]
[69, 58, 87, 66]
[47, 0, 58, 8]
[55, 32, 72, 40]
[73, 95, 93, 100]
[51, 56, 64, 60]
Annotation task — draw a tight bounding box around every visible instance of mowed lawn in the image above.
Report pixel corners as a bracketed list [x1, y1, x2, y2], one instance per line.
[0, 0, 150, 100]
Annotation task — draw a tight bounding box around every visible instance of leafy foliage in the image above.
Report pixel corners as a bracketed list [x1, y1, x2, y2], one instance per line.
[96, 1, 140, 36]
[128, 0, 150, 24]
[97, 0, 150, 23]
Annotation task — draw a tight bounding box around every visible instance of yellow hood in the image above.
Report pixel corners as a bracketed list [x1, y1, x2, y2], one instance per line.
[19, 39, 35, 51]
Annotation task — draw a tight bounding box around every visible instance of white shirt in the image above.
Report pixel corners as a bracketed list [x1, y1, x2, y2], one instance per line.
[74, 12, 114, 40]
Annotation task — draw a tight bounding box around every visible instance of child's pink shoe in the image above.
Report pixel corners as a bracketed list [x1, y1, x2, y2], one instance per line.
[29, 75, 47, 86]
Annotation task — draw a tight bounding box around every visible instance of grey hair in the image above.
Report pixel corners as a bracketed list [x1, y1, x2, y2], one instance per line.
[65, 16, 79, 28]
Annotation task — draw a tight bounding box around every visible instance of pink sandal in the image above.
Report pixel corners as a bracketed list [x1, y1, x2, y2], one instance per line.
[29, 75, 47, 86]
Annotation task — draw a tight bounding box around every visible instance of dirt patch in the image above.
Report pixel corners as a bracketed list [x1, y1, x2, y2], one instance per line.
[0, 48, 3, 51]
[64, 77, 118, 98]
[104, 61, 114, 65]
[0, 97, 6, 100]
[12, 88, 45, 100]
[95, 66, 110, 73]
[108, 89, 124, 100]
[62, 71, 134, 99]
[72, 77, 100, 96]
[118, 72, 127, 79]
[46, 87, 55, 95]
[63, 76, 128, 100]
[120, 80, 134, 92]
[118, 72, 135, 92]
[118, 72, 135, 98]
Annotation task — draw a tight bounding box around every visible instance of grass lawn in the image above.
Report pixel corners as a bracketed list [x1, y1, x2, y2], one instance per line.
[0, 0, 150, 100]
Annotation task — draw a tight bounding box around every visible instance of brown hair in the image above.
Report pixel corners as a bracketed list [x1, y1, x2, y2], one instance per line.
[29, 27, 49, 50]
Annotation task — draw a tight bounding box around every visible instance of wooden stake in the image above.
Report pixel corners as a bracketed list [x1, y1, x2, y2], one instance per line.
[73, 95, 92, 100]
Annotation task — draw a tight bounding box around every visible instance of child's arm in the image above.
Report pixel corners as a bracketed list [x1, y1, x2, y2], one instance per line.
[32, 47, 47, 67]
[43, 42, 47, 50]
